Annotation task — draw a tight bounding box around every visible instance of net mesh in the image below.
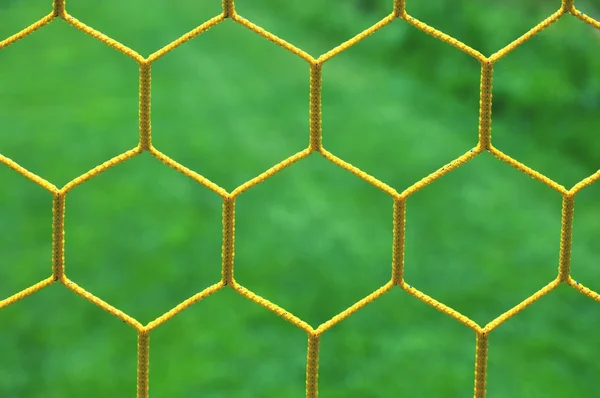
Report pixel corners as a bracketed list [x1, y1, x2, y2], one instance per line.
[0, 0, 599, 397]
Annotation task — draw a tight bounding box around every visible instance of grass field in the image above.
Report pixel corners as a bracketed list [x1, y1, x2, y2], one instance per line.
[1, 1, 599, 397]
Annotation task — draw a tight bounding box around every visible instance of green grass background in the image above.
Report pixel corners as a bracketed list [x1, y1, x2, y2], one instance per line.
[1, 0, 599, 397]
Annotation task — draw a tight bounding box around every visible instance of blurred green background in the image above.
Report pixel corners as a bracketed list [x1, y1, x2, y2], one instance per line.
[1, 0, 599, 397]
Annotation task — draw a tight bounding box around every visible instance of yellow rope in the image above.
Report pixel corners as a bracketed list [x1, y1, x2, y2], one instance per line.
[0, 1, 599, 397]
[137, 331, 150, 398]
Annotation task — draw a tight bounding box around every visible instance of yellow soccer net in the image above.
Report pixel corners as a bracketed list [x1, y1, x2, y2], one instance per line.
[1, 0, 599, 397]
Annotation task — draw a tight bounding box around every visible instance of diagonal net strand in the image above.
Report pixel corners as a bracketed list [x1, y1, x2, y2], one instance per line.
[0, 0, 598, 397]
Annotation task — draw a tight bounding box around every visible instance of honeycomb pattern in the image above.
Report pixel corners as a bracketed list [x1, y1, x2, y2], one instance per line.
[1, 0, 599, 397]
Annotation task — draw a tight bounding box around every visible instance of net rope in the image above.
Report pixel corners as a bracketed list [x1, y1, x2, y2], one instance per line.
[0, 0, 599, 397]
